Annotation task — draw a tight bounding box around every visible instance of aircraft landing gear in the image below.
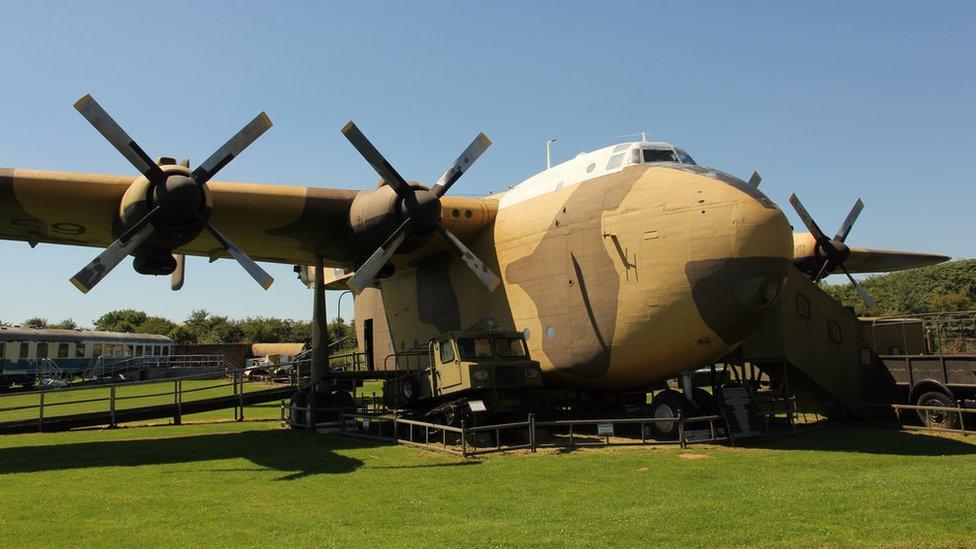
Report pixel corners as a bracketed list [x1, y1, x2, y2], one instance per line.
[648, 389, 691, 440]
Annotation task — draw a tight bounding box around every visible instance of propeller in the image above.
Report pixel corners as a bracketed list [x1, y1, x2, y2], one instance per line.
[69, 94, 274, 293]
[789, 193, 874, 310]
[341, 122, 499, 294]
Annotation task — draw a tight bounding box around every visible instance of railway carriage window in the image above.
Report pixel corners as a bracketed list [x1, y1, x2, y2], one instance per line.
[37, 342, 48, 359]
[125, 345, 133, 357]
[439, 341, 455, 363]
[135, 345, 144, 356]
[92, 344, 103, 358]
[20, 342, 29, 359]
[76, 343, 86, 358]
[58, 343, 69, 358]
[162, 346, 170, 356]
[0, 341, 5, 358]
[606, 153, 624, 170]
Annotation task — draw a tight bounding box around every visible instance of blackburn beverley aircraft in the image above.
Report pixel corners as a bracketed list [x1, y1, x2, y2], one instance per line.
[0, 94, 949, 397]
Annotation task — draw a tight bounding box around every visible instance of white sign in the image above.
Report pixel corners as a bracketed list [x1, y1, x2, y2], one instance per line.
[362, 417, 371, 430]
[597, 423, 614, 436]
[468, 400, 487, 413]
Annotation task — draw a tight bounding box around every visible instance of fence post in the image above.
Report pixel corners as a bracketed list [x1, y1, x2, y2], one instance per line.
[236, 371, 244, 422]
[529, 413, 536, 452]
[110, 385, 117, 428]
[959, 406, 966, 436]
[461, 419, 467, 458]
[678, 410, 686, 448]
[173, 379, 182, 425]
[38, 390, 45, 432]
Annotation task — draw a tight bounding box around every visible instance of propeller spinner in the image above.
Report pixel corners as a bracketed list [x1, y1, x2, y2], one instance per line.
[69, 94, 274, 293]
[789, 193, 874, 310]
[341, 122, 499, 294]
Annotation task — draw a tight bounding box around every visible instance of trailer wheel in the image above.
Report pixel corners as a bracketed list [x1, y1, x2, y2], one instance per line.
[648, 390, 690, 440]
[916, 391, 960, 430]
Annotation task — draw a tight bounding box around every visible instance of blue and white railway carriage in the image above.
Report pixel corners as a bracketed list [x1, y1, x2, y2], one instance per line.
[0, 327, 174, 388]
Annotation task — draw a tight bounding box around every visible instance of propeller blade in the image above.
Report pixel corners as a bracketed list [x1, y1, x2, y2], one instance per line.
[431, 132, 492, 197]
[840, 265, 874, 311]
[74, 94, 165, 182]
[748, 171, 762, 187]
[194, 212, 274, 290]
[788, 194, 830, 246]
[341, 121, 419, 212]
[70, 207, 160, 293]
[834, 198, 864, 243]
[347, 218, 413, 294]
[191, 112, 273, 186]
[814, 258, 832, 283]
[436, 222, 500, 291]
[171, 253, 185, 291]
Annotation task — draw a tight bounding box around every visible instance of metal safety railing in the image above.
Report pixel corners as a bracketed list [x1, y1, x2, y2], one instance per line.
[847, 400, 976, 436]
[0, 364, 290, 431]
[282, 405, 736, 458]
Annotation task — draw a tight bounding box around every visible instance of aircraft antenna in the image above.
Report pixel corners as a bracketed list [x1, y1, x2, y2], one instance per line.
[546, 138, 557, 169]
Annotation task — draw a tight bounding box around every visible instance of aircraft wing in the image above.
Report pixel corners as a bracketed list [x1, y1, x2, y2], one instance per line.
[0, 167, 358, 266]
[792, 232, 949, 274]
[842, 247, 950, 274]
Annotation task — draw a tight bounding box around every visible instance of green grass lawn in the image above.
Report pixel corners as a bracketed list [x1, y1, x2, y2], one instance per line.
[0, 422, 974, 547]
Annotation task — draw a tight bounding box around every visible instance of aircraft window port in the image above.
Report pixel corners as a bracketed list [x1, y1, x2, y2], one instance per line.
[546, 326, 556, 339]
[796, 294, 811, 318]
[586, 163, 596, 173]
[607, 153, 625, 170]
[827, 320, 842, 344]
[522, 327, 532, 341]
[452, 208, 460, 217]
[642, 149, 678, 163]
[464, 210, 472, 218]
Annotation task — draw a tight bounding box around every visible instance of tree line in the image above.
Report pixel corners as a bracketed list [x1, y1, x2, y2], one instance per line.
[823, 258, 976, 316]
[0, 309, 356, 348]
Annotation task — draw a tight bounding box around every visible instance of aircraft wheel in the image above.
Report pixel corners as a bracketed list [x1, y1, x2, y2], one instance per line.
[289, 389, 308, 430]
[648, 390, 690, 440]
[333, 390, 356, 411]
[916, 391, 960, 430]
[306, 390, 336, 431]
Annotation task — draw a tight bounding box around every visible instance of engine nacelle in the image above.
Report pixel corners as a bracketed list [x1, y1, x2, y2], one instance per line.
[348, 181, 437, 255]
[119, 163, 213, 272]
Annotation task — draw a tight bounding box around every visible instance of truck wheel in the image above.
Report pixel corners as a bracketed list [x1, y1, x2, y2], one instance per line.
[916, 391, 960, 430]
[648, 390, 690, 440]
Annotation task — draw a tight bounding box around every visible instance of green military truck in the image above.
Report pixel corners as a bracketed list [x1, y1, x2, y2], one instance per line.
[384, 330, 544, 424]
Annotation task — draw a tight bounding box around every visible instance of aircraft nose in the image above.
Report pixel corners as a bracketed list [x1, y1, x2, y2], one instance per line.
[684, 179, 794, 345]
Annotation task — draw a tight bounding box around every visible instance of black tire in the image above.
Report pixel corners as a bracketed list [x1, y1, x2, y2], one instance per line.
[691, 387, 719, 414]
[289, 389, 308, 430]
[333, 390, 356, 411]
[648, 390, 691, 440]
[916, 391, 960, 430]
[306, 390, 336, 430]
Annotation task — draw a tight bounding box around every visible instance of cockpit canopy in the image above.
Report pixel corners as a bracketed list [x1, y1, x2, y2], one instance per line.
[605, 142, 696, 170]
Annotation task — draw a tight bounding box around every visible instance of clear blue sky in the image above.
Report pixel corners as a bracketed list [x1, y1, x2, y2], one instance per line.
[1, 1, 973, 327]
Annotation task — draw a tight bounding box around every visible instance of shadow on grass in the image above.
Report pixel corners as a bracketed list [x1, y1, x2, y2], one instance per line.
[0, 429, 395, 480]
[739, 425, 976, 456]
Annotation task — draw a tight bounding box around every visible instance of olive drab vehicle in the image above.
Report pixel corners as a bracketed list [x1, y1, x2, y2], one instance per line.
[0, 94, 950, 417]
[383, 330, 543, 423]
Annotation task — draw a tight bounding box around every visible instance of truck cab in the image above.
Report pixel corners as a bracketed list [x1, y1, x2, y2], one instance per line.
[384, 330, 543, 419]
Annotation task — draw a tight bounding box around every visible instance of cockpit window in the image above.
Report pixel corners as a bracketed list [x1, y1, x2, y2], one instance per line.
[676, 149, 697, 165]
[612, 143, 632, 153]
[642, 149, 678, 163]
[606, 153, 625, 170]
